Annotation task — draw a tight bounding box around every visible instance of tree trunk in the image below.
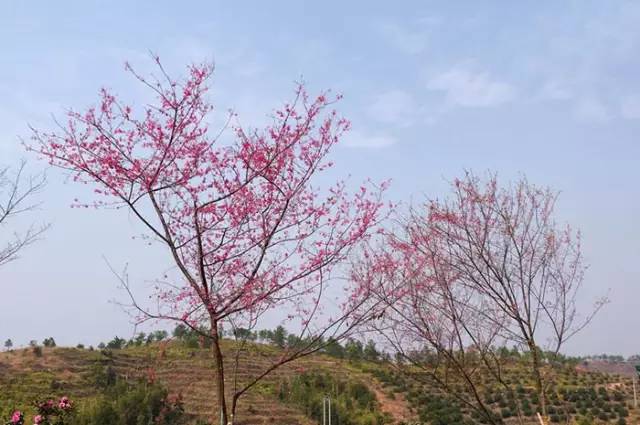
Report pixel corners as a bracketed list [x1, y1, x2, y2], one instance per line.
[530, 344, 546, 418]
[211, 322, 228, 425]
[231, 394, 240, 425]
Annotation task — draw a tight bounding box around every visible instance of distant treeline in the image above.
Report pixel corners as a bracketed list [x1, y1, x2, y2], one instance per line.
[581, 354, 640, 363]
[67, 325, 386, 363]
[6, 331, 639, 365]
[172, 324, 387, 362]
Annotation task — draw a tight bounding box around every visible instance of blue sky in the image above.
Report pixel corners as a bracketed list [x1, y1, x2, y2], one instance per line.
[1, 1, 639, 355]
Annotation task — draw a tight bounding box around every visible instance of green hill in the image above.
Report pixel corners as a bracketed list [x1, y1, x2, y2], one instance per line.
[1, 343, 638, 425]
[0, 342, 406, 425]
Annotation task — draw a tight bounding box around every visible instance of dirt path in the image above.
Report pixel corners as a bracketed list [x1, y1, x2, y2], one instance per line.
[369, 379, 415, 424]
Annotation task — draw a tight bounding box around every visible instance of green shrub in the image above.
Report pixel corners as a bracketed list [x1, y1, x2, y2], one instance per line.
[277, 371, 388, 425]
[576, 414, 594, 425]
[73, 380, 184, 425]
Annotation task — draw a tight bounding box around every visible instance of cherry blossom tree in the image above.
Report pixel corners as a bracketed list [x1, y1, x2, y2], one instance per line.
[351, 172, 605, 423]
[29, 58, 386, 424]
[0, 159, 48, 268]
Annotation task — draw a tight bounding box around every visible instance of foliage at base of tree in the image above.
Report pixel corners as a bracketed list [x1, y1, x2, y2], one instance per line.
[277, 371, 391, 425]
[71, 380, 185, 425]
[2, 364, 186, 425]
[69, 363, 186, 425]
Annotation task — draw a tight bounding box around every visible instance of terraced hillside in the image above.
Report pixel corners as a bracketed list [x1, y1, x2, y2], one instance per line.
[2, 343, 639, 425]
[363, 361, 640, 424]
[0, 343, 407, 425]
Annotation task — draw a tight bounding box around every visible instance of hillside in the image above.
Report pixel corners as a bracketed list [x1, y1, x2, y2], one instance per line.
[364, 360, 639, 425]
[0, 342, 408, 425]
[1, 343, 639, 425]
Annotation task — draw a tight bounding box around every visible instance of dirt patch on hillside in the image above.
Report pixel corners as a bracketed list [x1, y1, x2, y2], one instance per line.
[370, 379, 414, 424]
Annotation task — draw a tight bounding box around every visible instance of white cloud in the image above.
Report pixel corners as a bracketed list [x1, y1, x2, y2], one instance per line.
[538, 80, 573, 101]
[620, 96, 640, 120]
[0, 88, 65, 162]
[342, 130, 397, 149]
[524, 3, 640, 119]
[574, 98, 611, 123]
[367, 90, 417, 127]
[426, 68, 516, 107]
[375, 22, 428, 55]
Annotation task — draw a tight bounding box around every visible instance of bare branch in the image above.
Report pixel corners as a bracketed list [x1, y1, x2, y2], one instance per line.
[0, 159, 49, 267]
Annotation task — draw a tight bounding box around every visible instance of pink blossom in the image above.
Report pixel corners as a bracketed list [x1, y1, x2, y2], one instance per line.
[30, 60, 388, 326]
[58, 396, 71, 410]
[11, 411, 22, 424]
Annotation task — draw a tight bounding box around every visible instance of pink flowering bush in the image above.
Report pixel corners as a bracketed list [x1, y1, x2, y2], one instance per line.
[5, 397, 73, 425]
[33, 396, 74, 425]
[6, 411, 23, 425]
